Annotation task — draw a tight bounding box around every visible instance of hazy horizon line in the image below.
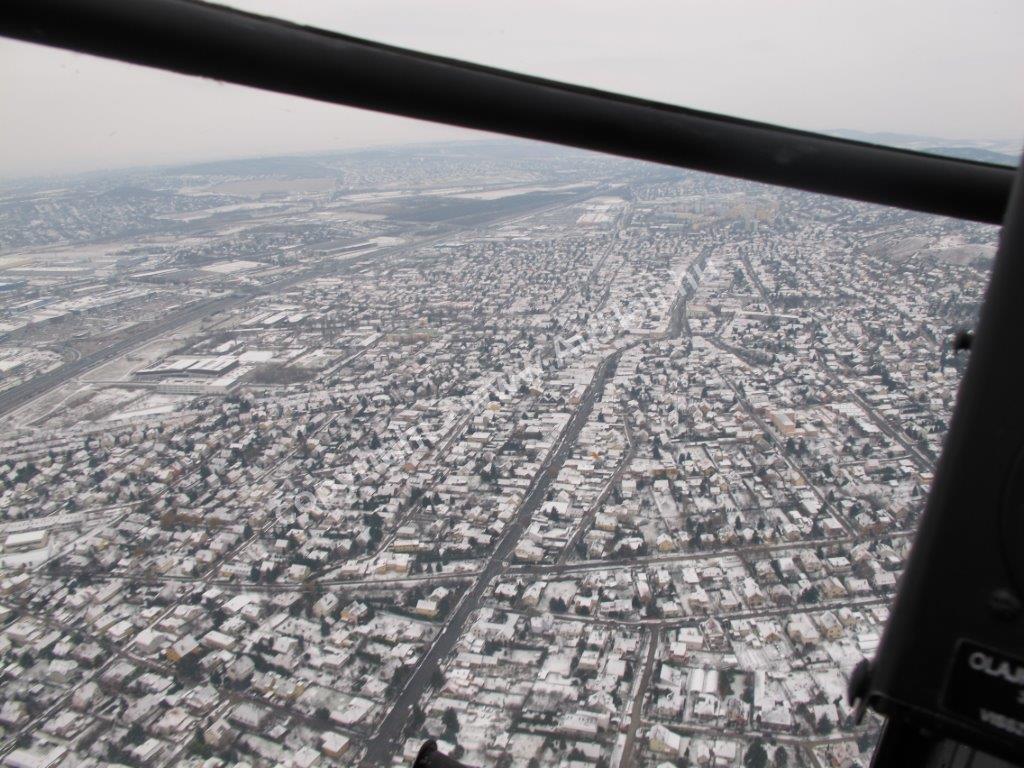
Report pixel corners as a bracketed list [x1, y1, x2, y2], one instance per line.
[2, 129, 1019, 190]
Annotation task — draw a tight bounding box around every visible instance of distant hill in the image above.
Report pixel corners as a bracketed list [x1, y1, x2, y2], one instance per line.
[918, 146, 1020, 165]
[827, 129, 1020, 167]
[172, 155, 337, 177]
[94, 184, 177, 202]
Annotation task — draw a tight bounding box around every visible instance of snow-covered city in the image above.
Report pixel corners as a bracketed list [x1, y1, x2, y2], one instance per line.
[0, 142, 997, 768]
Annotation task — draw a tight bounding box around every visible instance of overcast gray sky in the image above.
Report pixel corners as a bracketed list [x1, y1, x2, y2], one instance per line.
[2, 0, 1023, 180]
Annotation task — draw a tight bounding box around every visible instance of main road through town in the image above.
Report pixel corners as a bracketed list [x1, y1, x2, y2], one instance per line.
[363, 248, 694, 762]
[361, 346, 625, 766]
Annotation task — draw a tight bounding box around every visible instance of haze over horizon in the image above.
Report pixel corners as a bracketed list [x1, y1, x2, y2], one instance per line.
[2, 0, 1023, 180]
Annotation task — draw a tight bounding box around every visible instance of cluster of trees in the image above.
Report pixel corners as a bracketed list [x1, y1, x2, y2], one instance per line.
[744, 740, 790, 768]
[442, 706, 461, 743]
